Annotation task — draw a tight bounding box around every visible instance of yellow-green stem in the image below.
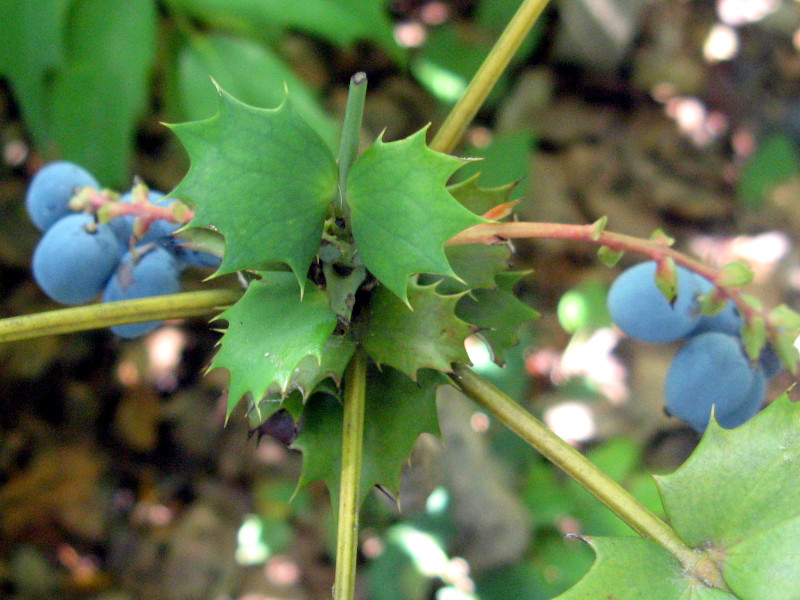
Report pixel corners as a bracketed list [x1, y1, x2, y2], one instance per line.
[0, 289, 242, 342]
[334, 350, 368, 600]
[430, 0, 551, 154]
[449, 363, 728, 591]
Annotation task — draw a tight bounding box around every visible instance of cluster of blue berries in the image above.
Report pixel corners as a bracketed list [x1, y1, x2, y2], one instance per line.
[26, 161, 220, 338]
[607, 261, 778, 432]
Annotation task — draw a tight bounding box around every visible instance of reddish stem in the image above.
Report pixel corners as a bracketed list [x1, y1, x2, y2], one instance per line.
[447, 221, 765, 336]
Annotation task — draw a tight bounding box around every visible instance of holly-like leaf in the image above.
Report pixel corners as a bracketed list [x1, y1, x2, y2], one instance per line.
[426, 244, 511, 294]
[447, 173, 518, 217]
[211, 272, 338, 418]
[456, 272, 539, 364]
[353, 279, 472, 380]
[553, 536, 736, 600]
[169, 87, 337, 288]
[346, 128, 486, 304]
[557, 397, 800, 599]
[293, 365, 444, 508]
[656, 395, 800, 600]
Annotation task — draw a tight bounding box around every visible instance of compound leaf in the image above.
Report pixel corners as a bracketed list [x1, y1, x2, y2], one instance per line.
[655, 394, 800, 599]
[347, 128, 486, 304]
[553, 537, 736, 600]
[354, 279, 472, 380]
[293, 365, 443, 509]
[169, 87, 337, 288]
[211, 272, 338, 418]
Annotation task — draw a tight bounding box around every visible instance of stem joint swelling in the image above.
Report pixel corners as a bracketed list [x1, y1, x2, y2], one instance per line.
[448, 363, 728, 592]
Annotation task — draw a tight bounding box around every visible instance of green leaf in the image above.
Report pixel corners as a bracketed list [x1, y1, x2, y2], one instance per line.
[347, 127, 486, 304]
[457, 131, 535, 197]
[169, 87, 337, 286]
[447, 173, 518, 216]
[354, 279, 472, 380]
[655, 257, 678, 305]
[597, 245, 624, 267]
[293, 365, 444, 508]
[742, 316, 767, 361]
[175, 33, 338, 149]
[699, 290, 728, 317]
[774, 331, 800, 375]
[718, 261, 754, 287]
[737, 133, 800, 210]
[590, 216, 607, 241]
[167, 0, 400, 60]
[431, 244, 511, 294]
[211, 272, 338, 417]
[0, 0, 69, 145]
[456, 276, 539, 364]
[49, 0, 158, 186]
[769, 304, 800, 330]
[553, 536, 736, 600]
[656, 395, 800, 600]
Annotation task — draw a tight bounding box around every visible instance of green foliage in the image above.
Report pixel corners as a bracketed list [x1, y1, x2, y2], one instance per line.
[174, 33, 339, 148]
[737, 134, 800, 210]
[0, 0, 157, 186]
[212, 272, 338, 416]
[559, 395, 800, 599]
[169, 88, 337, 284]
[354, 280, 472, 379]
[167, 0, 399, 60]
[293, 366, 444, 508]
[346, 128, 486, 304]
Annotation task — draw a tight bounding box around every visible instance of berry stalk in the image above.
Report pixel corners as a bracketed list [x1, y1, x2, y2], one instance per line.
[0, 289, 242, 342]
[447, 220, 787, 358]
[449, 363, 729, 591]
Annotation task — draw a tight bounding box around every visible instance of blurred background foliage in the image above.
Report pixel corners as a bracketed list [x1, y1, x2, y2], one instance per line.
[2, 0, 800, 599]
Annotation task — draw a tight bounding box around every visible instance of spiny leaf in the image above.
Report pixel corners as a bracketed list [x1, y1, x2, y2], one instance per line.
[293, 366, 444, 509]
[655, 395, 800, 600]
[169, 86, 337, 289]
[553, 536, 736, 600]
[457, 273, 539, 364]
[211, 272, 338, 418]
[427, 244, 511, 294]
[447, 173, 519, 216]
[346, 127, 486, 304]
[353, 279, 472, 380]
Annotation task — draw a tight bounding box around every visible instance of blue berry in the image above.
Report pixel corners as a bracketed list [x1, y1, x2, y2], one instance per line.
[716, 368, 765, 429]
[32, 214, 122, 304]
[607, 261, 701, 343]
[665, 332, 760, 432]
[103, 246, 181, 338]
[26, 161, 99, 231]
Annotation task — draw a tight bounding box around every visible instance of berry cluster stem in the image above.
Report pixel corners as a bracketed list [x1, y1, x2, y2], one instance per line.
[448, 363, 729, 591]
[447, 220, 768, 340]
[0, 289, 242, 342]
